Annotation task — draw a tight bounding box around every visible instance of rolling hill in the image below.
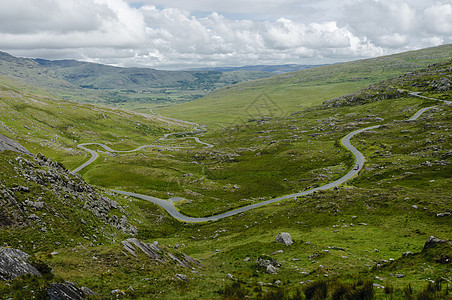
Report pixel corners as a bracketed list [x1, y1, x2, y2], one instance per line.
[156, 44, 452, 127]
[0, 50, 274, 110]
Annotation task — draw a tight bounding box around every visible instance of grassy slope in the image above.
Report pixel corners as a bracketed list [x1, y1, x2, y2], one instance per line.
[0, 75, 187, 170]
[156, 44, 452, 127]
[0, 52, 450, 299]
[67, 61, 452, 298]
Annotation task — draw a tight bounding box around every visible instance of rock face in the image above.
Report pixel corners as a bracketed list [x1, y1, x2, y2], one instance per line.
[275, 232, 293, 246]
[0, 247, 41, 280]
[0, 133, 33, 156]
[423, 236, 449, 250]
[121, 238, 203, 269]
[122, 238, 164, 262]
[1, 152, 137, 235]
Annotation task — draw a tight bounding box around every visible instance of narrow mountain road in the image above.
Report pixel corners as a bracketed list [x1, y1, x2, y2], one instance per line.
[72, 92, 449, 222]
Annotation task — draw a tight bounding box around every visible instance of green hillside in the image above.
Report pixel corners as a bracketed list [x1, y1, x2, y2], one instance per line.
[0, 74, 192, 170]
[156, 44, 452, 127]
[34, 58, 273, 110]
[0, 51, 273, 111]
[0, 48, 451, 299]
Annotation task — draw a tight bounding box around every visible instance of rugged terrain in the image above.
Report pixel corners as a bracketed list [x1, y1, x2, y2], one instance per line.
[0, 47, 451, 299]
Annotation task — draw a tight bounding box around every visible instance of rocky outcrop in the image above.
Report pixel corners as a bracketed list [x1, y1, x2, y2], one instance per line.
[0, 133, 33, 156]
[121, 238, 203, 269]
[47, 282, 86, 300]
[1, 152, 137, 235]
[423, 236, 449, 250]
[0, 247, 41, 280]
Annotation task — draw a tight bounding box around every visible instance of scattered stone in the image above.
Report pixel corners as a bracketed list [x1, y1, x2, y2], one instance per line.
[275, 232, 293, 246]
[329, 246, 346, 251]
[374, 249, 379, 252]
[402, 252, 412, 257]
[28, 214, 40, 220]
[243, 257, 250, 262]
[395, 274, 405, 278]
[227, 273, 234, 279]
[412, 205, 418, 209]
[266, 265, 277, 274]
[18, 186, 30, 192]
[274, 280, 282, 285]
[436, 212, 451, 217]
[176, 274, 189, 282]
[111, 289, 126, 295]
[271, 250, 284, 255]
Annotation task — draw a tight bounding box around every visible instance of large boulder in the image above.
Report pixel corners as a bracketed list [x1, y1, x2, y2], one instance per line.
[47, 282, 86, 300]
[0, 247, 41, 280]
[275, 232, 293, 246]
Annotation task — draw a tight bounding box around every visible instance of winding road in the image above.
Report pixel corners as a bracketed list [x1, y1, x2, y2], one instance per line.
[72, 92, 449, 222]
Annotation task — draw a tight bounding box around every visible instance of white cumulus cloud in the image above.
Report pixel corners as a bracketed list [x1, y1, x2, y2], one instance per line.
[0, 0, 450, 69]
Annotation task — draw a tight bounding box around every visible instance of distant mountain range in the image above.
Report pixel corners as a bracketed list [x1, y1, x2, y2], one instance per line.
[0, 51, 278, 106]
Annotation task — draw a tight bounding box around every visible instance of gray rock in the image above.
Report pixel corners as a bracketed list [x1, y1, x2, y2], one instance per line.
[28, 214, 40, 220]
[0, 247, 41, 280]
[266, 265, 277, 274]
[271, 250, 284, 255]
[121, 240, 137, 257]
[47, 282, 85, 300]
[0, 134, 33, 156]
[423, 236, 449, 250]
[257, 257, 281, 269]
[176, 273, 189, 282]
[122, 238, 162, 261]
[227, 273, 234, 279]
[436, 212, 451, 217]
[111, 289, 126, 295]
[275, 232, 293, 245]
[402, 252, 412, 257]
[168, 253, 190, 268]
[80, 287, 96, 296]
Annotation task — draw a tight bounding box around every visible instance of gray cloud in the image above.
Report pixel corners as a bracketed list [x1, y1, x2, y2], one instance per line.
[0, 0, 451, 69]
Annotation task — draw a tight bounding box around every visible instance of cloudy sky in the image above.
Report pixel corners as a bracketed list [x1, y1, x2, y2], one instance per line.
[1, 0, 451, 69]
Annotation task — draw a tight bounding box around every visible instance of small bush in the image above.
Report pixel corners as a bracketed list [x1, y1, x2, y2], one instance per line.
[303, 279, 328, 299]
[223, 282, 247, 299]
[404, 284, 414, 300]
